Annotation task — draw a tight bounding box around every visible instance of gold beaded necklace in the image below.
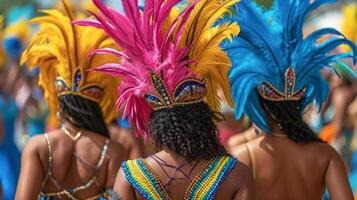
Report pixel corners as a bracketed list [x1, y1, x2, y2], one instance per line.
[62, 127, 82, 142]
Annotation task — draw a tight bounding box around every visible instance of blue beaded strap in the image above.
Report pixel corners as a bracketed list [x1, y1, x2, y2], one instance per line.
[205, 157, 237, 199]
[186, 156, 237, 200]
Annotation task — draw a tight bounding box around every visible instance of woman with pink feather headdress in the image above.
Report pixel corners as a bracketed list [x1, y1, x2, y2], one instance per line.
[74, 0, 255, 199]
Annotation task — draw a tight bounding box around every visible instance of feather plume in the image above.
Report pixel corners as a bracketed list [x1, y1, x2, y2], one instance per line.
[21, 0, 120, 127]
[224, 0, 357, 133]
[74, 0, 239, 137]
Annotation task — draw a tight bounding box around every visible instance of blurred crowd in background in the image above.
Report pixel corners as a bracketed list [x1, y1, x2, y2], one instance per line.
[0, 0, 356, 199]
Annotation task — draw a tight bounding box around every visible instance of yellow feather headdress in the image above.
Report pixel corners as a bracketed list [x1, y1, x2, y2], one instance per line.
[21, 0, 120, 126]
[74, 0, 239, 136]
[172, 0, 239, 111]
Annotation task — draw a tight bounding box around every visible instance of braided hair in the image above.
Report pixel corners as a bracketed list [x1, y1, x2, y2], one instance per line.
[260, 97, 323, 143]
[149, 102, 227, 161]
[59, 94, 109, 137]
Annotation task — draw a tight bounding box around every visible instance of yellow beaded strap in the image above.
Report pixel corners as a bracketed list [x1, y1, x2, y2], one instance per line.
[184, 156, 237, 200]
[122, 159, 171, 200]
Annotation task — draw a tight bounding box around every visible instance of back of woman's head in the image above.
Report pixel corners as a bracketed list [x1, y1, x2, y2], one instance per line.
[260, 97, 323, 143]
[149, 102, 227, 161]
[59, 94, 109, 137]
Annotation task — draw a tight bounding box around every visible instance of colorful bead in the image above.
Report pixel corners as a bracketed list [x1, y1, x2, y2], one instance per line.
[122, 156, 237, 200]
[144, 73, 207, 111]
[257, 68, 306, 101]
[73, 70, 82, 92]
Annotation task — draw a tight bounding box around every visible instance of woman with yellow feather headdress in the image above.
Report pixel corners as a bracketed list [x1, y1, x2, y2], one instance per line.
[75, 0, 255, 199]
[16, 0, 128, 199]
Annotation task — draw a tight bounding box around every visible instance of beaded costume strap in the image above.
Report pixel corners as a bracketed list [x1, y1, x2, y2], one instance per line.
[122, 156, 237, 200]
[38, 137, 110, 199]
[185, 156, 237, 200]
[122, 159, 171, 200]
[44, 134, 53, 170]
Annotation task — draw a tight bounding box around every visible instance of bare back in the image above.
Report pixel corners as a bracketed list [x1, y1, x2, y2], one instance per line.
[16, 129, 127, 199]
[233, 135, 353, 200]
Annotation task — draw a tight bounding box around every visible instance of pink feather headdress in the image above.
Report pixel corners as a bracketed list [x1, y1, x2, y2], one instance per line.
[74, 0, 240, 137]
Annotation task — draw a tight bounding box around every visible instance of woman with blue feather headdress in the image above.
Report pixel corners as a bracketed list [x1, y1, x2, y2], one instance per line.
[223, 0, 357, 199]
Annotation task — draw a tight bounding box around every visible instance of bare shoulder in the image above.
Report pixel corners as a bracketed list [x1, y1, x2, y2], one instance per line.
[228, 158, 254, 188]
[22, 134, 51, 171]
[23, 133, 54, 156]
[231, 137, 263, 168]
[305, 142, 337, 160]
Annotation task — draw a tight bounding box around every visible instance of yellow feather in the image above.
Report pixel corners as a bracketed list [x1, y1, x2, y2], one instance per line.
[177, 0, 240, 112]
[342, 4, 357, 51]
[22, 0, 120, 127]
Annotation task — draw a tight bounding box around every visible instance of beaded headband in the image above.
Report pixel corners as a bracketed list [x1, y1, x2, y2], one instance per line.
[55, 68, 104, 103]
[145, 73, 207, 111]
[256, 67, 307, 101]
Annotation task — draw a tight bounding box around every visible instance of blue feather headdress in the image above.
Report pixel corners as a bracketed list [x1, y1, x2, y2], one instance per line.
[223, 0, 357, 133]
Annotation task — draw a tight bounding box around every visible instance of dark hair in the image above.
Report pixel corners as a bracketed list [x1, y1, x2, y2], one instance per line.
[260, 97, 323, 143]
[59, 94, 109, 137]
[149, 102, 227, 161]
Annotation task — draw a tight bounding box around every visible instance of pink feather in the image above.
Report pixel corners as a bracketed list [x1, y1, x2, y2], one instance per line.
[75, 0, 199, 137]
[88, 48, 129, 60]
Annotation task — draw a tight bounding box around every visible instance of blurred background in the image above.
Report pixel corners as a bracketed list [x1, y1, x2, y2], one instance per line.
[0, 0, 356, 200]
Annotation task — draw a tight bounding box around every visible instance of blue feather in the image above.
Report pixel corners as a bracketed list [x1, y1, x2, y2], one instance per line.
[222, 0, 357, 133]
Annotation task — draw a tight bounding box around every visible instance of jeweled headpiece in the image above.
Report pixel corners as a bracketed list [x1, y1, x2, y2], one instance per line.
[224, 0, 357, 133]
[21, 0, 120, 126]
[74, 0, 240, 137]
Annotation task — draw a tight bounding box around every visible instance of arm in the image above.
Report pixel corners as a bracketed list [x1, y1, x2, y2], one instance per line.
[105, 143, 124, 188]
[122, 128, 143, 159]
[325, 148, 353, 200]
[234, 162, 256, 200]
[15, 136, 46, 200]
[113, 168, 136, 200]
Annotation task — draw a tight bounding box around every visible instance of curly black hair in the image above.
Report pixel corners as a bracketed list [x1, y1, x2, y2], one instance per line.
[260, 97, 323, 143]
[149, 102, 227, 161]
[59, 94, 109, 137]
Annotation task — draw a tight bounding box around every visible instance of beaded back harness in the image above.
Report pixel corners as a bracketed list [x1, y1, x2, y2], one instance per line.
[38, 133, 109, 200]
[121, 155, 237, 200]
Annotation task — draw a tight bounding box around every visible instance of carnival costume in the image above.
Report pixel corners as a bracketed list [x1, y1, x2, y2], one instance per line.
[21, 0, 120, 199]
[224, 0, 357, 133]
[75, 0, 240, 199]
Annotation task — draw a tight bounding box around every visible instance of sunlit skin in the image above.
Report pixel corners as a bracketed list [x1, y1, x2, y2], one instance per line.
[15, 122, 127, 200]
[232, 121, 353, 200]
[228, 126, 262, 150]
[114, 150, 256, 200]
